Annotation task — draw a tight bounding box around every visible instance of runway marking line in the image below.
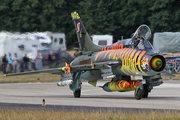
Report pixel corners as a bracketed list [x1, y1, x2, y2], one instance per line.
[81, 88, 102, 95]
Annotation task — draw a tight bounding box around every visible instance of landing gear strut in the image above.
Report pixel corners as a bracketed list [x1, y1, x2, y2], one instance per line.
[70, 71, 82, 98]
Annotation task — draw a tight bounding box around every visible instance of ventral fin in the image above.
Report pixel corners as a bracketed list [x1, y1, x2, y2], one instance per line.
[88, 80, 97, 87]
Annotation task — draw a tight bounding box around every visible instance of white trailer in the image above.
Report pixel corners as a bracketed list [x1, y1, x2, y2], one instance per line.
[91, 35, 113, 46]
[0, 32, 43, 59]
[0, 32, 66, 62]
[46, 32, 66, 51]
[27, 32, 66, 51]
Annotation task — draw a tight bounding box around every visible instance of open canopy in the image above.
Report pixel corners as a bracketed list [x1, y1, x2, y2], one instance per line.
[132, 24, 151, 41]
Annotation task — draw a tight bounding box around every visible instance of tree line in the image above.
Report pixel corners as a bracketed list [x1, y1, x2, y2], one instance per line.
[0, 0, 180, 47]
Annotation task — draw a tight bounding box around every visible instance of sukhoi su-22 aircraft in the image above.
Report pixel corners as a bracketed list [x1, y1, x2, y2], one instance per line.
[4, 12, 174, 100]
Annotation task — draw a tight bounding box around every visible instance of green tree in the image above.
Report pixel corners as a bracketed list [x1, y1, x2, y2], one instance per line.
[148, 0, 180, 32]
[1, 0, 180, 47]
[79, 0, 117, 42]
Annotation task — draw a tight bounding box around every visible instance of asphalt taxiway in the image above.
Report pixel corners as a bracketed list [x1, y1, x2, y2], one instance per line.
[0, 80, 180, 111]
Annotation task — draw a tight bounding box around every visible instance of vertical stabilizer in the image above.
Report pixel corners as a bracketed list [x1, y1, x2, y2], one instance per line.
[71, 12, 101, 52]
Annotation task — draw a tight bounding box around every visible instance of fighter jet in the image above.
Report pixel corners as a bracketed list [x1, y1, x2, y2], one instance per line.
[4, 12, 174, 100]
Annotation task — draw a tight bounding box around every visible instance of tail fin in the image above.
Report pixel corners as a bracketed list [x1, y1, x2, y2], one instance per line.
[71, 12, 101, 52]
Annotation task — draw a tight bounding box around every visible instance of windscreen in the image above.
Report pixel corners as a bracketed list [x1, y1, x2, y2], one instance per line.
[132, 25, 151, 41]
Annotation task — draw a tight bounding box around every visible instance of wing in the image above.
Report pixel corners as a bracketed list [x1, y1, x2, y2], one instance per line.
[4, 62, 72, 77]
[70, 60, 120, 70]
[78, 60, 121, 82]
[4, 63, 73, 86]
[3, 67, 63, 77]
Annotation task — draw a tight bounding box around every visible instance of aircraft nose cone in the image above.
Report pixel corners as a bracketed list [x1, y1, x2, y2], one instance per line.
[155, 60, 162, 67]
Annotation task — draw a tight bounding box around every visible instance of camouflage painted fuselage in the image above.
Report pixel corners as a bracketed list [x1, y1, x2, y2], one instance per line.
[94, 48, 151, 76]
[70, 48, 160, 77]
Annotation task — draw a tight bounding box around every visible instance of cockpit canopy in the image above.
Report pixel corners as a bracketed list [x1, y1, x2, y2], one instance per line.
[131, 25, 153, 50]
[117, 25, 153, 51]
[132, 24, 151, 41]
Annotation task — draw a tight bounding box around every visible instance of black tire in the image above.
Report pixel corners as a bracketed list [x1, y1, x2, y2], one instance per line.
[142, 84, 149, 98]
[74, 89, 81, 98]
[135, 88, 142, 100]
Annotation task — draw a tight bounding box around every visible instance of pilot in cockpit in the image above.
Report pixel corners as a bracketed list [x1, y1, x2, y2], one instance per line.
[133, 37, 152, 50]
[133, 37, 145, 50]
[132, 25, 152, 50]
[137, 40, 145, 49]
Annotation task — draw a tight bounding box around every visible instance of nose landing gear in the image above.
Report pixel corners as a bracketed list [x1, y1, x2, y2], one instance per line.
[134, 80, 143, 100]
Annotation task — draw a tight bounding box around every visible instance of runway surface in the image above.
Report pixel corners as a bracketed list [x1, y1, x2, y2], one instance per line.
[0, 80, 180, 112]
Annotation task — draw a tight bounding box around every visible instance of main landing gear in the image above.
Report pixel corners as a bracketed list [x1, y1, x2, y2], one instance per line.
[74, 89, 81, 98]
[70, 71, 82, 98]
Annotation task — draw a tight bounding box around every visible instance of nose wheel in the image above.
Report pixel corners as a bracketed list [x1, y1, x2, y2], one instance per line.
[135, 87, 143, 100]
[134, 80, 143, 100]
[135, 83, 149, 100]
